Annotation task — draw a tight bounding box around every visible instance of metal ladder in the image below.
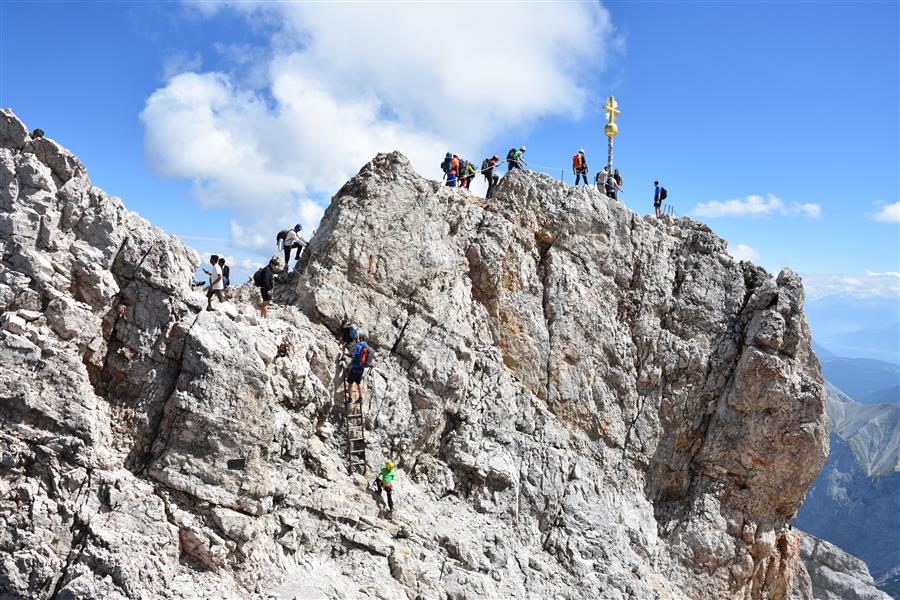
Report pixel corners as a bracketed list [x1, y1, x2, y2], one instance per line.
[345, 382, 367, 474]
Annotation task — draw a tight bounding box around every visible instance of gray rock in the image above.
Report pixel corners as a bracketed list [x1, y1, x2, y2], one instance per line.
[799, 532, 891, 600]
[0, 110, 873, 600]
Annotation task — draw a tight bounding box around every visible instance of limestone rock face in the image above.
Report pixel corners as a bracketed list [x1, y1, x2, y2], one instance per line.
[0, 108, 860, 599]
[798, 532, 891, 600]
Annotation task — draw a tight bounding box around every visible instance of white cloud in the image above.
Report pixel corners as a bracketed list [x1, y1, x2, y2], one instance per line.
[803, 271, 900, 300]
[799, 203, 821, 218]
[872, 202, 900, 223]
[729, 243, 760, 263]
[141, 2, 619, 252]
[693, 194, 821, 219]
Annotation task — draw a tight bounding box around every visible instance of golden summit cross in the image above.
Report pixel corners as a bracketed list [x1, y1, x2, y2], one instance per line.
[603, 96, 620, 124]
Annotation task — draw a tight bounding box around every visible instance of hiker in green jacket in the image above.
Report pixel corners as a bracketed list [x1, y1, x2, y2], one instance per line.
[373, 460, 396, 512]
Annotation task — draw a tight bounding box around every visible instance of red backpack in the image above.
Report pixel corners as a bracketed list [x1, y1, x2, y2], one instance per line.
[572, 153, 583, 170]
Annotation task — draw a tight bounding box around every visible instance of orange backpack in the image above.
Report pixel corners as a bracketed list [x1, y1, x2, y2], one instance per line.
[572, 153, 583, 170]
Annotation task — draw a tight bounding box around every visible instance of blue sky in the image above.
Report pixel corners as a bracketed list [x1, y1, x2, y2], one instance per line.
[1, 1, 897, 301]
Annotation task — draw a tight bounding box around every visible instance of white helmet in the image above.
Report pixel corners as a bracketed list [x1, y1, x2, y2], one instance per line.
[520, 145, 526, 151]
[579, 149, 584, 154]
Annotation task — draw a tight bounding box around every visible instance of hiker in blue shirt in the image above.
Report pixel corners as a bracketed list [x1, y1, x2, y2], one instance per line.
[346, 332, 371, 402]
[654, 181, 667, 218]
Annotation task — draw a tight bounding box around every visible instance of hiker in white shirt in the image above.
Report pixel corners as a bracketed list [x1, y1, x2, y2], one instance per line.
[205, 254, 224, 311]
[282, 223, 307, 273]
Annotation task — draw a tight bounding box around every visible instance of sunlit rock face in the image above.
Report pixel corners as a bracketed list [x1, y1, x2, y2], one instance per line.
[0, 108, 845, 600]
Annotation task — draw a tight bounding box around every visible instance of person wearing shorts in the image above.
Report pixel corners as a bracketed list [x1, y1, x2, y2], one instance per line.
[346, 332, 370, 401]
[205, 255, 225, 311]
[259, 259, 275, 318]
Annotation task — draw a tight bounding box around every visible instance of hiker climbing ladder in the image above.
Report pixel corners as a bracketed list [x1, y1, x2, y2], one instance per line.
[345, 382, 367, 474]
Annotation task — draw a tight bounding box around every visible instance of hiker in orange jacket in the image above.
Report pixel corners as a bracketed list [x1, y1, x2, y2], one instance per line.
[573, 149, 589, 185]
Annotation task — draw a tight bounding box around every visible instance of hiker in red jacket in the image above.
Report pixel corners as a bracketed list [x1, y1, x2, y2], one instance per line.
[573, 149, 589, 185]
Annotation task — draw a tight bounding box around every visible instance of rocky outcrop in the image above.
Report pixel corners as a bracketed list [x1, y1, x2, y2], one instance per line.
[0, 107, 857, 599]
[799, 532, 891, 600]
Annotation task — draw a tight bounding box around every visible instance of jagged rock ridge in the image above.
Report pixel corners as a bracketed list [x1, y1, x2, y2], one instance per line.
[0, 108, 883, 599]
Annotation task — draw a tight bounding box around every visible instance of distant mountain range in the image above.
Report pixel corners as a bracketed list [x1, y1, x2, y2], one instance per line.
[796, 379, 900, 598]
[806, 295, 899, 364]
[814, 343, 900, 404]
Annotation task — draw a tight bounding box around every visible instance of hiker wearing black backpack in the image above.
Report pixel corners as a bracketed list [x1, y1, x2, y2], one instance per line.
[481, 155, 500, 198]
[507, 146, 526, 171]
[654, 181, 667, 218]
[572, 149, 589, 185]
[459, 160, 476, 190]
[346, 331, 371, 402]
[218, 257, 230, 288]
[253, 258, 277, 318]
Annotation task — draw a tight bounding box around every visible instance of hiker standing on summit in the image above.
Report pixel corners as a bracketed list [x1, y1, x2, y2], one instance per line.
[654, 181, 667, 218]
[573, 149, 589, 185]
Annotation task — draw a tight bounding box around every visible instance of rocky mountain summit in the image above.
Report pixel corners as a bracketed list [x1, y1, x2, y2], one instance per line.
[0, 108, 887, 599]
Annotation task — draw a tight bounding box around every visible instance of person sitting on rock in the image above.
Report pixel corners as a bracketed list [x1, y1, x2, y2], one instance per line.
[372, 460, 396, 513]
[205, 255, 224, 311]
[346, 331, 370, 401]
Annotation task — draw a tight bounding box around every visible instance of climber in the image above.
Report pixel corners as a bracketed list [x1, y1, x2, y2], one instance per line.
[481, 155, 500, 198]
[507, 146, 526, 171]
[281, 224, 306, 273]
[205, 255, 224, 311]
[446, 154, 460, 188]
[31, 129, 44, 139]
[605, 173, 622, 200]
[340, 317, 360, 353]
[462, 160, 478, 190]
[572, 149, 589, 185]
[372, 459, 396, 513]
[440, 152, 453, 180]
[654, 181, 667, 218]
[614, 168, 623, 188]
[457, 159, 469, 189]
[218, 257, 230, 288]
[595, 166, 608, 192]
[346, 331, 371, 402]
[253, 258, 277, 318]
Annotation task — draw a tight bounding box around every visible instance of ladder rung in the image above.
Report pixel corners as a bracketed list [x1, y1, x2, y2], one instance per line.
[350, 448, 366, 454]
[350, 438, 365, 442]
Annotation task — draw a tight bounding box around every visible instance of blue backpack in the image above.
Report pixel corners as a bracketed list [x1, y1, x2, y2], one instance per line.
[352, 341, 370, 370]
